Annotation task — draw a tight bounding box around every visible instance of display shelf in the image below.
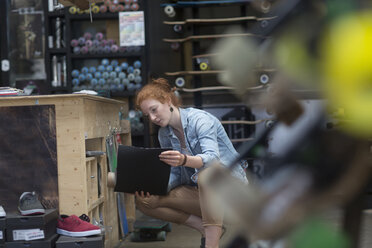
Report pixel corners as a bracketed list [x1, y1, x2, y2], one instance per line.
[48, 10, 65, 18]
[43, 1, 151, 147]
[70, 52, 142, 59]
[69, 12, 120, 20]
[49, 48, 67, 54]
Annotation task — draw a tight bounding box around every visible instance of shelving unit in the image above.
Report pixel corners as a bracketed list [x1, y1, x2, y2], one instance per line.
[0, 94, 130, 248]
[43, 1, 150, 147]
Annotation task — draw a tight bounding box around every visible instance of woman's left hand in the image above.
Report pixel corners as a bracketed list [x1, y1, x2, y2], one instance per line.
[159, 150, 185, 167]
[135, 191, 160, 208]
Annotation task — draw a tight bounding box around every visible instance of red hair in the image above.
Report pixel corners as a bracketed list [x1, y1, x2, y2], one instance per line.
[136, 78, 181, 108]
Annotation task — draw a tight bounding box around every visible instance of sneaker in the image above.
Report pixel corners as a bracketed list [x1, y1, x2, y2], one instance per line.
[57, 215, 101, 237]
[18, 192, 45, 216]
[0, 205, 6, 217]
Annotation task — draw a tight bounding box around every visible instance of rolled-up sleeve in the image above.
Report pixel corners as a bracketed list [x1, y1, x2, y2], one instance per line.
[192, 114, 220, 167]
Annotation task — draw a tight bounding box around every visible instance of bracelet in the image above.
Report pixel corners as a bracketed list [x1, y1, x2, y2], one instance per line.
[180, 154, 187, 166]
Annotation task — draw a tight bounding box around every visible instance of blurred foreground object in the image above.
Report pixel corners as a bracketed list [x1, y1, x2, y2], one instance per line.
[59, 0, 90, 9]
[322, 10, 372, 138]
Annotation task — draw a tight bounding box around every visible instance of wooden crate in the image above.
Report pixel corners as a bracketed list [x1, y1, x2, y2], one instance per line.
[0, 94, 132, 248]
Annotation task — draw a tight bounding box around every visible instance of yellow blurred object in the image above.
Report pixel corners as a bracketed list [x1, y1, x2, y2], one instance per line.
[322, 11, 372, 137]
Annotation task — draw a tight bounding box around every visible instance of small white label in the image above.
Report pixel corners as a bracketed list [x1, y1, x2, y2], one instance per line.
[25, 229, 45, 241]
[13, 228, 44, 241]
[1, 60, 10, 72]
[0, 230, 3, 239]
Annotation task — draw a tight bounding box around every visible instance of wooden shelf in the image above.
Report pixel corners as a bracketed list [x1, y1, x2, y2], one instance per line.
[70, 52, 142, 59]
[88, 196, 105, 212]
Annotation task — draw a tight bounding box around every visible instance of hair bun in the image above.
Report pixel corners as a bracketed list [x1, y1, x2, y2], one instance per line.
[153, 78, 172, 91]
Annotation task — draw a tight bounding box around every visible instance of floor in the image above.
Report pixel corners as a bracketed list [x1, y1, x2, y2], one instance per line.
[118, 209, 372, 248]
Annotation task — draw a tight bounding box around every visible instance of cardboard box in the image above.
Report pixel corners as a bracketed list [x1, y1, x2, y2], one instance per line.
[0, 218, 6, 244]
[56, 235, 104, 248]
[5, 234, 58, 248]
[6, 209, 58, 242]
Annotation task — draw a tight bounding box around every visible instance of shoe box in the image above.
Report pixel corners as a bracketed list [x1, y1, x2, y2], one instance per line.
[0, 217, 5, 244]
[5, 233, 59, 248]
[56, 235, 104, 248]
[6, 209, 58, 242]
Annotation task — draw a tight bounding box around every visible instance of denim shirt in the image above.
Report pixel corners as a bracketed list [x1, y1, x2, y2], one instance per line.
[158, 107, 248, 192]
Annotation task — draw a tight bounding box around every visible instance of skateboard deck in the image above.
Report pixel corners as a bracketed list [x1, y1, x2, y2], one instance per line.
[130, 218, 172, 242]
[161, 0, 253, 8]
[163, 16, 277, 25]
[163, 33, 264, 43]
[175, 85, 264, 92]
[165, 70, 223, 76]
[165, 68, 276, 76]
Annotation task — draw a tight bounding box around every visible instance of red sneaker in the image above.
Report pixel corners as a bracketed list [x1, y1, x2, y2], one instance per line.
[56, 215, 101, 237]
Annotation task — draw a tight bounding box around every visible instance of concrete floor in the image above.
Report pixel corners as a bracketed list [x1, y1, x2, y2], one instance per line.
[118, 209, 372, 248]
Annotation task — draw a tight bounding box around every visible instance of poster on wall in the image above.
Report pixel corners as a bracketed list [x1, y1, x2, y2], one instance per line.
[119, 11, 145, 47]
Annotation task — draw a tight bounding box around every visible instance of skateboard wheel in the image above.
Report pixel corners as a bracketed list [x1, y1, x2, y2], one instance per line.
[134, 60, 142, 69]
[134, 76, 142, 84]
[130, 232, 141, 242]
[128, 73, 135, 81]
[164, 5, 175, 18]
[79, 74, 86, 82]
[92, 5, 100, 13]
[199, 62, 209, 71]
[72, 78, 80, 86]
[175, 77, 185, 88]
[165, 223, 172, 232]
[126, 46, 134, 53]
[118, 46, 126, 53]
[116, 4, 125, 12]
[70, 39, 79, 47]
[69, 6, 77, 14]
[260, 74, 269, 84]
[81, 67, 89, 74]
[265, 120, 274, 128]
[156, 231, 166, 241]
[111, 44, 119, 53]
[96, 32, 104, 41]
[83, 32, 92, 40]
[260, 20, 269, 28]
[173, 24, 182, 33]
[170, 42, 180, 51]
[124, 4, 131, 11]
[73, 46, 81, 54]
[261, 0, 271, 13]
[99, 5, 108, 13]
[78, 37, 86, 46]
[131, 3, 139, 11]
[85, 39, 93, 47]
[118, 72, 126, 79]
[71, 69, 79, 78]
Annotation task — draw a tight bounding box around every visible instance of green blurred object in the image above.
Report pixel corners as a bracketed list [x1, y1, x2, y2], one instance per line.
[326, 0, 356, 21]
[289, 217, 350, 248]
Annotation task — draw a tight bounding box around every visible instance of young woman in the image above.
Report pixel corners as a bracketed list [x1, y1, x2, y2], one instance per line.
[135, 78, 248, 248]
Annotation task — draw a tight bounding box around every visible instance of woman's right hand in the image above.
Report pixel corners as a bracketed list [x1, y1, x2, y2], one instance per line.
[159, 150, 186, 167]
